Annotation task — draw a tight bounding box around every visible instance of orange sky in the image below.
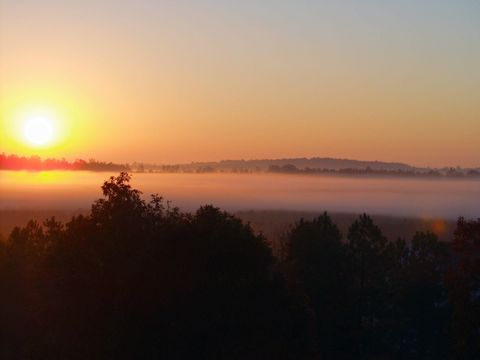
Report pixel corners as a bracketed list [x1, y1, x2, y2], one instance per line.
[1, 1, 479, 167]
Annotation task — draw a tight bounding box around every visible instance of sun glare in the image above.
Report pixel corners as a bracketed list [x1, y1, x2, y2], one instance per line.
[22, 116, 56, 147]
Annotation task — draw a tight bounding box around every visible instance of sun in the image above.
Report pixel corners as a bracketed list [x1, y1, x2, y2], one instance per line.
[22, 116, 56, 147]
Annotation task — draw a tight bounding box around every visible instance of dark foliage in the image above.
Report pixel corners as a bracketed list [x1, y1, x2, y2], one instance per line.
[285, 213, 349, 358]
[1, 173, 478, 359]
[447, 217, 480, 358]
[0, 173, 312, 359]
[285, 213, 476, 359]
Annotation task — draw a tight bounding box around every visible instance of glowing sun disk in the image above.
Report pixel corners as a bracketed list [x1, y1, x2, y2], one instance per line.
[23, 117, 56, 147]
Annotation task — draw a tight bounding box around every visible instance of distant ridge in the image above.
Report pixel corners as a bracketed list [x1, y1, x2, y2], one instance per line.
[3, 153, 478, 178]
[132, 157, 479, 178]
[134, 157, 415, 172]
[217, 157, 414, 171]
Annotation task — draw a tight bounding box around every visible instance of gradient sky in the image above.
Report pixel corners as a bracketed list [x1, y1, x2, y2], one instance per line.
[1, 0, 479, 167]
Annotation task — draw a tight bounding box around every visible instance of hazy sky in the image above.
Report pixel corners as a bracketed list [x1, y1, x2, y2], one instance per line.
[1, 0, 479, 166]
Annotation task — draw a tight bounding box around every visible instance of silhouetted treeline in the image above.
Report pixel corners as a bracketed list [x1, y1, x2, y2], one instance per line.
[268, 164, 480, 179]
[133, 162, 480, 179]
[0, 153, 130, 172]
[283, 214, 479, 358]
[1, 173, 479, 359]
[130, 159, 480, 179]
[4, 153, 478, 179]
[0, 173, 311, 359]
[131, 157, 415, 173]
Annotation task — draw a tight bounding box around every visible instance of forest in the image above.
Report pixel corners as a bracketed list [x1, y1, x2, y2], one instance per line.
[1, 173, 479, 359]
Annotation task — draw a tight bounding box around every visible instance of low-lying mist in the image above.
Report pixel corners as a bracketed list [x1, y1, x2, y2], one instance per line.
[1, 171, 479, 217]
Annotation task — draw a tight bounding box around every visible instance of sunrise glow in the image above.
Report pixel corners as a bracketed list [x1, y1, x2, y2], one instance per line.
[22, 116, 56, 147]
[0, 1, 479, 357]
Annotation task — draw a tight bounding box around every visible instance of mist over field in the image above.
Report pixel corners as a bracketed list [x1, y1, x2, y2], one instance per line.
[1, 170, 478, 240]
[1, 171, 479, 218]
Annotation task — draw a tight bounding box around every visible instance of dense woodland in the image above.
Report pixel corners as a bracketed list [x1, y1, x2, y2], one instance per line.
[1, 173, 479, 359]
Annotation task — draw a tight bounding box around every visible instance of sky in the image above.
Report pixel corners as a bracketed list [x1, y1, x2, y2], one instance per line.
[1, 0, 479, 167]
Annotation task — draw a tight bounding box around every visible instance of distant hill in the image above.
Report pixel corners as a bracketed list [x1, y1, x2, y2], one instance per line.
[3, 153, 478, 179]
[135, 157, 415, 173]
[219, 157, 414, 171]
[133, 157, 479, 179]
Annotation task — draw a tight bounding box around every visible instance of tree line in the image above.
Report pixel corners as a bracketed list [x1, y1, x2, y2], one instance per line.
[0, 173, 479, 359]
[268, 164, 480, 179]
[0, 153, 130, 172]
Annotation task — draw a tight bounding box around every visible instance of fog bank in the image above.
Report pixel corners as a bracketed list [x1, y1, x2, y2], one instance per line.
[1, 171, 479, 219]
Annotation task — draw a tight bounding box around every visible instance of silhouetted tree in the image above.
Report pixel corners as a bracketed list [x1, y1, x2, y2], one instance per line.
[346, 214, 391, 357]
[285, 213, 351, 358]
[1, 173, 313, 359]
[447, 217, 480, 358]
[387, 232, 451, 358]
